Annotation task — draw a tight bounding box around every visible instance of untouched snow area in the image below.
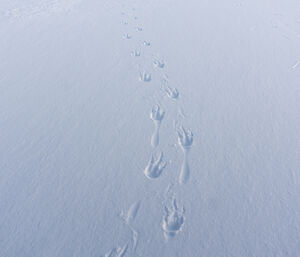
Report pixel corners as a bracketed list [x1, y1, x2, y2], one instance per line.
[0, 0, 300, 256]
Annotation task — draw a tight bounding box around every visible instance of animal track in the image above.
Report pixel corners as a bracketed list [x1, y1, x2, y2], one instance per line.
[177, 126, 193, 184]
[179, 155, 190, 185]
[150, 105, 165, 148]
[123, 33, 131, 39]
[162, 199, 185, 239]
[151, 105, 165, 122]
[131, 50, 141, 57]
[165, 86, 179, 99]
[153, 59, 165, 69]
[139, 72, 151, 82]
[143, 41, 151, 46]
[104, 243, 128, 257]
[124, 201, 141, 225]
[144, 152, 167, 179]
[120, 201, 141, 252]
[177, 126, 193, 149]
[136, 27, 143, 32]
[292, 60, 300, 69]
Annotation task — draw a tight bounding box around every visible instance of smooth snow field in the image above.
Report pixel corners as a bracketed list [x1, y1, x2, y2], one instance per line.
[0, 0, 299, 256]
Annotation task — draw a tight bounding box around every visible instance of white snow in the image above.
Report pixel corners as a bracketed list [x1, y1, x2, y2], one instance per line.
[0, 0, 299, 256]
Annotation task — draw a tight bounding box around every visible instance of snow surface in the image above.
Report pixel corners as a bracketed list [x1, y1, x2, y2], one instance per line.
[0, 0, 300, 256]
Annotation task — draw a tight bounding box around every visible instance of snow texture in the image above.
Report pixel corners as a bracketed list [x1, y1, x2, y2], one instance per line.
[0, 0, 299, 256]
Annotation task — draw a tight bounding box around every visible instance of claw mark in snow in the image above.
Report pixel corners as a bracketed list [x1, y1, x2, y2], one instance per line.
[177, 126, 193, 184]
[162, 199, 185, 239]
[144, 152, 167, 179]
[150, 105, 165, 148]
[139, 72, 151, 82]
[165, 86, 179, 99]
